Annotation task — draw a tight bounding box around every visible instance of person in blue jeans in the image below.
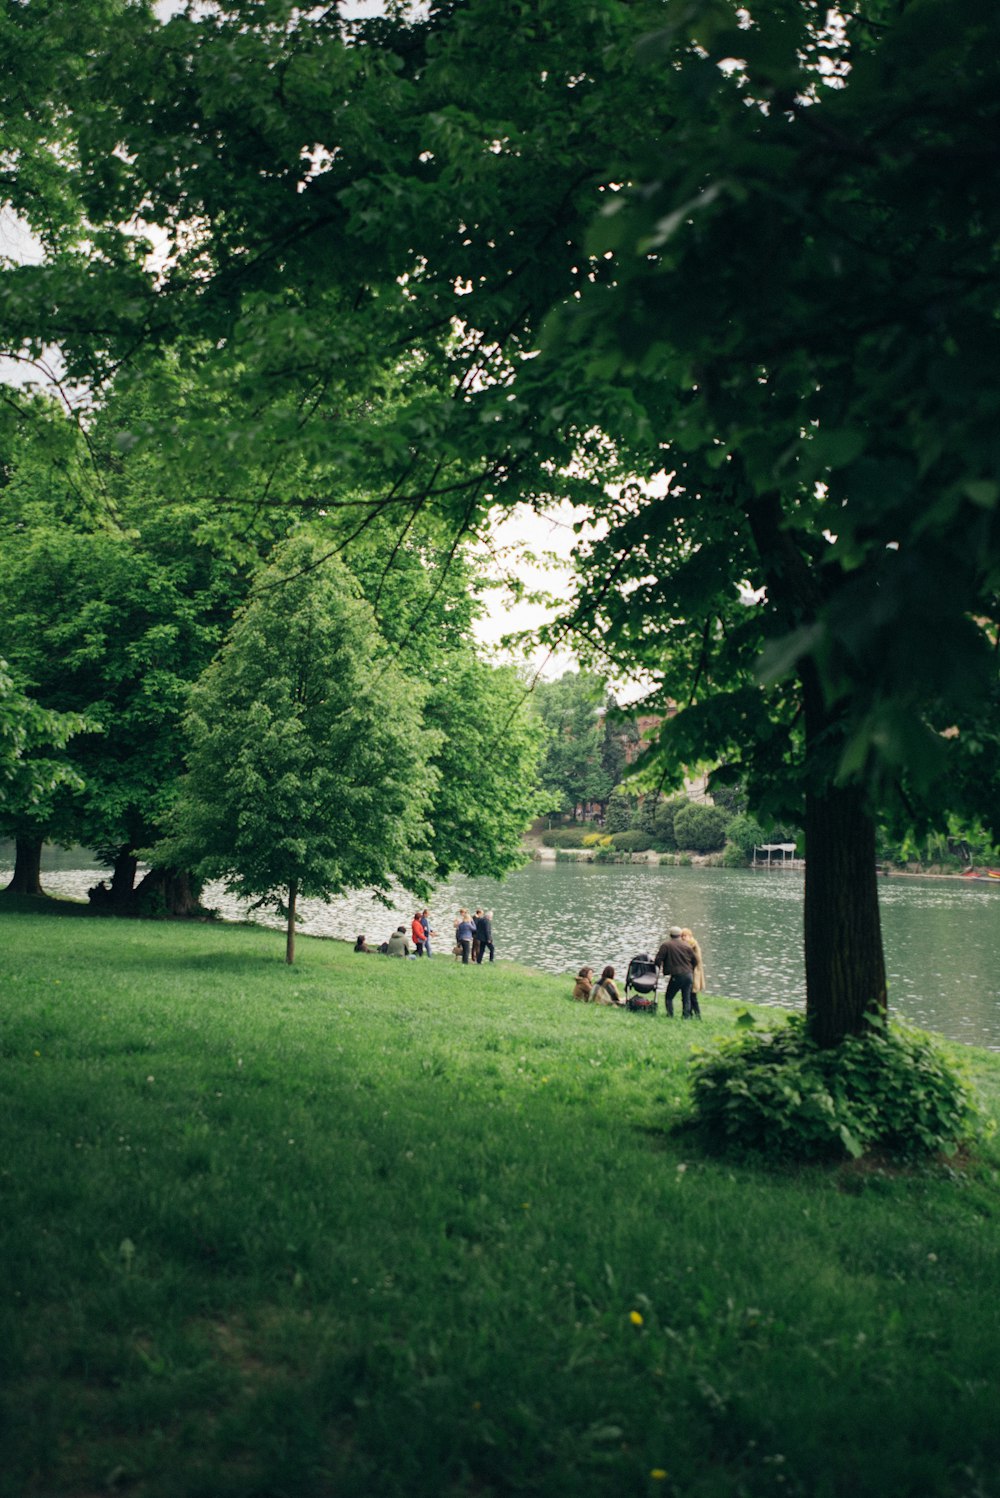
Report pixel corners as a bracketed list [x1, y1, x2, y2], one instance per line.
[455, 909, 475, 964]
[420, 908, 435, 957]
[474, 908, 495, 963]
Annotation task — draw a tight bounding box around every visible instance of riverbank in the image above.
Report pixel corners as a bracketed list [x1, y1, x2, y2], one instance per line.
[7, 854, 1000, 1049]
[527, 841, 992, 878]
[3, 904, 1000, 1498]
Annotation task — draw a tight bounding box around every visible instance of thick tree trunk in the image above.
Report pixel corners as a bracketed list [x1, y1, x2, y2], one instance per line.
[6, 835, 43, 895]
[131, 866, 206, 917]
[803, 779, 887, 1048]
[744, 485, 889, 1048]
[110, 850, 139, 906]
[286, 881, 297, 965]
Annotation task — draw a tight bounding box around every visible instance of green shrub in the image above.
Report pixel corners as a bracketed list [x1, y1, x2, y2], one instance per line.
[610, 830, 652, 852]
[724, 812, 767, 860]
[582, 832, 612, 849]
[673, 801, 731, 853]
[689, 1013, 982, 1162]
[542, 827, 591, 848]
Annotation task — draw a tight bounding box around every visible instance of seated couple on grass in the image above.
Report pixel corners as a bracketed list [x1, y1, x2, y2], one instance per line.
[571, 965, 623, 1005]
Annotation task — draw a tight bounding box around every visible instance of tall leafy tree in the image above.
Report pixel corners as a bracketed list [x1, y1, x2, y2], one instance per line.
[5, 0, 999, 1048]
[0, 385, 262, 906]
[534, 672, 623, 817]
[0, 659, 86, 894]
[163, 535, 438, 963]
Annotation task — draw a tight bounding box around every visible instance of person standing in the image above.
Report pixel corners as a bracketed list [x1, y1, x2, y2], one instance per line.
[653, 926, 698, 1018]
[474, 908, 495, 963]
[411, 912, 426, 956]
[455, 909, 475, 965]
[420, 908, 435, 958]
[679, 927, 705, 1017]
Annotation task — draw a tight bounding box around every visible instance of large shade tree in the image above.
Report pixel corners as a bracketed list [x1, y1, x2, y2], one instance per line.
[2, 0, 999, 1042]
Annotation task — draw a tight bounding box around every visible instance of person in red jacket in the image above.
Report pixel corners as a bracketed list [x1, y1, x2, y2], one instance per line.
[411, 913, 427, 956]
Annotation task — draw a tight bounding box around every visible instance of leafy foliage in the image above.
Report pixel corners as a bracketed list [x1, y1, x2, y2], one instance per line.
[0, 659, 85, 807]
[608, 829, 651, 853]
[690, 1015, 982, 1163]
[162, 536, 438, 958]
[671, 802, 731, 854]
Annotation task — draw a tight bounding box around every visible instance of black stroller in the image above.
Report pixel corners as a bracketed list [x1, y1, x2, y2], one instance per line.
[624, 954, 659, 1013]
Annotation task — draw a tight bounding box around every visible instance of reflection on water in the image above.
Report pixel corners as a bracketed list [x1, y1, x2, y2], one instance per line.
[4, 852, 999, 1049]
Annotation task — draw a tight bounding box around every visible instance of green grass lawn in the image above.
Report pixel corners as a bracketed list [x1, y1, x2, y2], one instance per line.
[2, 902, 999, 1498]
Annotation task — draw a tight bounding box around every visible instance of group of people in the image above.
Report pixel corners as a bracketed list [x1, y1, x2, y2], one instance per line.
[354, 907, 436, 957]
[453, 908, 495, 964]
[572, 924, 706, 1018]
[572, 964, 623, 1005]
[354, 906, 496, 962]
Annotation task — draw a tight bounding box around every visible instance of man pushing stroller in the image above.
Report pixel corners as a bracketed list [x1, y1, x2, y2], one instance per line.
[654, 926, 702, 1019]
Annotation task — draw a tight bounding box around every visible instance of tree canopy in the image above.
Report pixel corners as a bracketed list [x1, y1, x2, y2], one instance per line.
[2, 0, 999, 1038]
[162, 535, 439, 962]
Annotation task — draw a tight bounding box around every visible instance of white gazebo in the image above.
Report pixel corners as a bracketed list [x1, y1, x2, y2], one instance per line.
[752, 842, 800, 869]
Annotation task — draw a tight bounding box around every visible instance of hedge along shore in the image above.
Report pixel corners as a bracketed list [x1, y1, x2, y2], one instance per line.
[2, 900, 1000, 1498]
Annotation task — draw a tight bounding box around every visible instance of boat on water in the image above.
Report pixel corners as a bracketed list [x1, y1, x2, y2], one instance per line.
[961, 868, 1000, 881]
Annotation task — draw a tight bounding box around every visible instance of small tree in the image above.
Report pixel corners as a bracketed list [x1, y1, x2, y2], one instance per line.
[605, 790, 634, 834]
[163, 538, 437, 964]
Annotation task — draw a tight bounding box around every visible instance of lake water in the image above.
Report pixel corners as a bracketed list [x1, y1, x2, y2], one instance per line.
[5, 850, 999, 1050]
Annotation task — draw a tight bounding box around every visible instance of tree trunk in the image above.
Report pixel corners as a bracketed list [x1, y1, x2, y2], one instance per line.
[131, 866, 206, 917]
[803, 780, 887, 1048]
[6, 835, 43, 895]
[744, 485, 889, 1048]
[110, 849, 139, 906]
[286, 880, 297, 965]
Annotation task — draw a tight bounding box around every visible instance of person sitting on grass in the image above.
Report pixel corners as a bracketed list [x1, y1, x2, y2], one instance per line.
[591, 965, 623, 1005]
[353, 935, 373, 953]
[572, 966, 594, 1001]
[385, 925, 412, 958]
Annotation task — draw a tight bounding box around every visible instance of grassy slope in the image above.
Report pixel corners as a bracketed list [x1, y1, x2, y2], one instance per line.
[1, 904, 999, 1498]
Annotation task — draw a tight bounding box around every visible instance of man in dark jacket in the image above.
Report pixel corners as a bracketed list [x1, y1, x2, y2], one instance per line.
[653, 926, 698, 1018]
[474, 908, 495, 963]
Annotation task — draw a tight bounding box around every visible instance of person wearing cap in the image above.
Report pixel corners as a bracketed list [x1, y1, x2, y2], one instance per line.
[653, 926, 698, 1018]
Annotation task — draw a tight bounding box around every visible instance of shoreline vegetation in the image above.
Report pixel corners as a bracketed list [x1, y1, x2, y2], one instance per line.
[2, 904, 1000, 1497]
[526, 842, 991, 880]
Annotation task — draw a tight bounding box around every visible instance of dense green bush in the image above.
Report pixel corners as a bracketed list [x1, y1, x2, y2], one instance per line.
[689, 1013, 982, 1162]
[672, 801, 731, 853]
[610, 829, 652, 852]
[724, 812, 767, 860]
[542, 827, 593, 848]
[632, 794, 690, 849]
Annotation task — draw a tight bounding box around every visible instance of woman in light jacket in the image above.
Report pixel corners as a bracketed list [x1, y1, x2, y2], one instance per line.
[679, 928, 705, 1017]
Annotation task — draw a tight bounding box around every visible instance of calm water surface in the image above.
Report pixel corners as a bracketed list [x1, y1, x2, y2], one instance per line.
[8, 851, 1000, 1050]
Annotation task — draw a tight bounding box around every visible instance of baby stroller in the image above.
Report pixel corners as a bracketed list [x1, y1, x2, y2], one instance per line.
[624, 954, 659, 1013]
